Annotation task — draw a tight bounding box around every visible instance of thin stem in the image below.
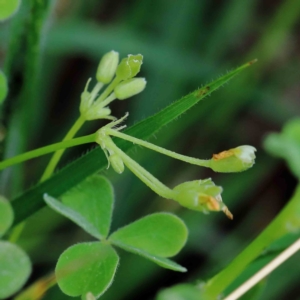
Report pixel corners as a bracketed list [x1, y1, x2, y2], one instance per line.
[40, 115, 86, 181]
[14, 272, 56, 300]
[94, 77, 121, 104]
[93, 93, 117, 111]
[103, 136, 175, 199]
[203, 185, 300, 299]
[224, 238, 300, 300]
[0, 134, 96, 171]
[106, 128, 211, 168]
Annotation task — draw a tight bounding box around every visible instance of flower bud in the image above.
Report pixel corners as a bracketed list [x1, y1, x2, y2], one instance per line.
[172, 179, 233, 219]
[109, 154, 124, 174]
[116, 54, 143, 80]
[114, 78, 146, 100]
[84, 107, 111, 121]
[96, 51, 119, 84]
[79, 79, 92, 114]
[209, 145, 256, 173]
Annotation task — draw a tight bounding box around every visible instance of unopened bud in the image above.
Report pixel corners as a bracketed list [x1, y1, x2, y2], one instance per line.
[79, 79, 92, 114]
[109, 154, 124, 174]
[96, 51, 119, 84]
[172, 178, 232, 219]
[210, 145, 256, 173]
[114, 78, 146, 100]
[116, 54, 143, 80]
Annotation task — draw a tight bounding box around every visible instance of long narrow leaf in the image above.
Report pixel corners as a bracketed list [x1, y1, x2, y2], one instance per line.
[11, 61, 255, 225]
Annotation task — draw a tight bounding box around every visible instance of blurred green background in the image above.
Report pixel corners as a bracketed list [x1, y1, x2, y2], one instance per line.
[1, 0, 300, 299]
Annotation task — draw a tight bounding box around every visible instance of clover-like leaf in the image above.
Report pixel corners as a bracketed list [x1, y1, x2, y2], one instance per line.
[109, 213, 188, 270]
[156, 284, 202, 300]
[264, 118, 300, 179]
[0, 71, 8, 104]
[0, 0, 20, 21]
[44, 175, 113, 239]
[55, 242, 119, 299]
[0, 196, 14, 237]
[0, 241, 31, 299]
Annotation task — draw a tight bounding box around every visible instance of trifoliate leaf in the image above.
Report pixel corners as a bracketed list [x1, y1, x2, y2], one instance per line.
[109, 213, 188, 258]
[0, 241, 31, 299]
[0, 196, 14, 237]
[44, 175, 114, 239]
[56, 242, 119, 299]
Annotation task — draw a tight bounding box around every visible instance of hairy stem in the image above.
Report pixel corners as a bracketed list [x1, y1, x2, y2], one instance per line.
[106, 128, 210, 168]
[0, 134, 95, 172]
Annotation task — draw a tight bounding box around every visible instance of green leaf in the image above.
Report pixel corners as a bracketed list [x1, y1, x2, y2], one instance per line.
[0, 0, 20, 21]
[12, 61, 254, 225]
[0, 196, 14, 237]
[0, 241, 31, 299]
[44, 175, 114, 239]
[156, 284, 202, 300]
[0, 71, 8, 103]
[55, 242, 119, 299]
[264, 118, 300, 179]
[112, 242, 186, 272]
[109, 213, 188, 258]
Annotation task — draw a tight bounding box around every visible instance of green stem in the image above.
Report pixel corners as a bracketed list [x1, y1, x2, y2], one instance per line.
[106, 128, 211, 168]
[0, 134, 95, 172]
[94, 77, 120, 104]
[40, 115, 86, 181]
[103, 136, 175, 199]
[203, 184, 300, 299]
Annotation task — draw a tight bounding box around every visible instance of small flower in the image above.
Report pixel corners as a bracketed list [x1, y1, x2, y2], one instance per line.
[96, 51, 119, 84]
[209, 145, 256, 173]
[172, 178, 233, 219]
[116, 54, 143, 80]
[114, 78, 146, 100]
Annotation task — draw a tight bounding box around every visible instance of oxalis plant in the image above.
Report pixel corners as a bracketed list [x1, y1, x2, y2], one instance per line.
[0, 49, 258, 300]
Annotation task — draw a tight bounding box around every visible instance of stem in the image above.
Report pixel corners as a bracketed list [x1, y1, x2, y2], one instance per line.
[203, 185, 300, 299]
[14, 272, 56, 300]
[224, 238, 300, 300]
[94, 77, 121, 104]
[103, 136, 175, 199]
[97, 93, 117, 108]
[0, 134, 95, 171]
[40, 115, 86, 181]
[106, 128, 211, 167]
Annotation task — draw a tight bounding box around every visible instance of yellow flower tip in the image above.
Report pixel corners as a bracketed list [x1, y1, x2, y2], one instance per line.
[212, 149, 235, 160]
[222, 206, 233, 220]
[199, 195, 221, 211]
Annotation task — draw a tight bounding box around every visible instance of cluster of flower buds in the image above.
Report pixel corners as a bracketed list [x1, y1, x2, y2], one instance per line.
[95, 114, 257, 219]
[79, 51, 146, 121]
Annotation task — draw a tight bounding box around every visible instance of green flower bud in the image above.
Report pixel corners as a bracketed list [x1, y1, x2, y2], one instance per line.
[172, 178, 233, 219]
[116, 54, 143, 80]
[114, 78, 146, 100]
[96, 51, 119, 84]
[79, 79, 92, 114]
[210, 145, 256, 173]
[109, 154, 124, 174]
[84, 107, 111, 121]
